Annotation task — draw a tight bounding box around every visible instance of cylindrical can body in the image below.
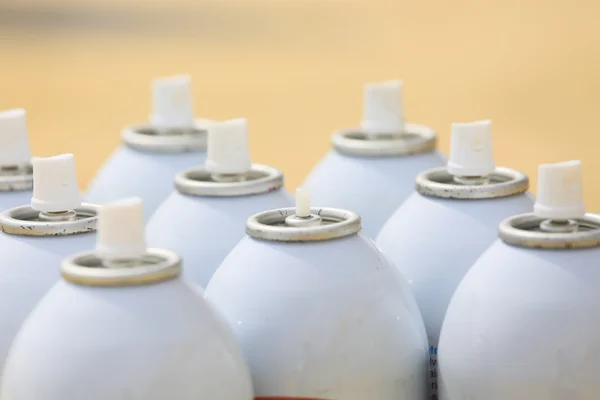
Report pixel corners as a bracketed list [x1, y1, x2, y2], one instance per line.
[0, 233, 95, 381]
[438, 241, 600, 400]
[86, 145, 204, 220]
[1, 277, 253, 400]
[303, 150, 446, 237]
[146, 190, 293, 288]
[205, 233, 428, 400]
[376, 191, 533, 398]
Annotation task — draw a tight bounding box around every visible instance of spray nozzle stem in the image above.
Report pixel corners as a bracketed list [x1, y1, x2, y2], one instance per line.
[285, 188, 322, 227]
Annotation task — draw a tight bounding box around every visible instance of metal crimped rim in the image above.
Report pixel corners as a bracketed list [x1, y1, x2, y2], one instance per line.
[246, 207, 361, 242]
[121, 118, 212, 153]
[175, 164, 285, 197]
[499, 212, 600, 250]
[0, 164, 33, 192]
[331, 123, 437, 157]
[0, 203, 98, 237]
[416, 166, 529, 200]
[61, 248, 181, 287]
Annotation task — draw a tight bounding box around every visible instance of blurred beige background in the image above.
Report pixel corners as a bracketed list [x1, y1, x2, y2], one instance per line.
[0, 0, 599, 207]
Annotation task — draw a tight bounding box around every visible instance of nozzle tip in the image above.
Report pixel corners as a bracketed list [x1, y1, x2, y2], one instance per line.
[96, 197, 147, 261]
[150, 74, 194, 129]
[0, 108, 32, 167]
[361, 80, 405, 133]
[447, 120, 495, 177]
[295, 187, 311, 217]
[31, 154, 81, 212]
[534, 160, 585, 220]
[205, 118, 252, 175]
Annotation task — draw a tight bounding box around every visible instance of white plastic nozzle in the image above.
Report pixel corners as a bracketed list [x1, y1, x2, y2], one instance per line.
[360, 80, 405, 133]
[31, 154, 82, 212]
[296, 187, 311, 217]
[534, 160, 585, 220]
[0, 109, 32, 166]
[447, 120, 495, 177]
[205, 118, 252, 175]
[96, 197, 147, 261]
[150, 75, 195, 129]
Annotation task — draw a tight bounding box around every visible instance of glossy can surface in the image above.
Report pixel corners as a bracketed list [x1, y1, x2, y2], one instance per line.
[146, 187, 293, 288]
[376, 171, 533, 399]
[206, 226, 428, 399]
[1, 256, 253, 400]
[438, 238, 600, 400]
[0, 206, 97, 382]
[86, 145, 204, 220]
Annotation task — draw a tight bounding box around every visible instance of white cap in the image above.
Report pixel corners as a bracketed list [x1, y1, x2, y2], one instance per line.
[150, 75, 195, 129]
[295, 187, 311, 217]
[360, 80, 405, 133]
[205, 118, 252, 175]
[534, 160, 585, 220]
[447, 120, 495, 177]
[0, 109, 32, 166]
[31, 154, 81, 212]
[96, 197, 147, 261]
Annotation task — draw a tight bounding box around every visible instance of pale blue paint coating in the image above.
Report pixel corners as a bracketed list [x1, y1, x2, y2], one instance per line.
[0, 191, 32, 214]
[146, 189, 294, 289]
[303, 150, 447, 239]
[0, 230, 97, 381]
[86, 145, 205, 221]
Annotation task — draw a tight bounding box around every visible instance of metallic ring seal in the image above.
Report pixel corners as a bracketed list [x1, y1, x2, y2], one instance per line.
[61, 248, 181, 287]
[416, 167, 529, 200]
[121, 118, 212, 153]
[0, 164, 33, 192]
[175, 164, 285, 197]
[499, 212, 600, 250]
[246, 207, 361, 242]
[0, 203, 98, 237]
[331, 123, 437, 157]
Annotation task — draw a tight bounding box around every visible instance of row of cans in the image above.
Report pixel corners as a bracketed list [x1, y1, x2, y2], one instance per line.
[0, 75, 595, 400]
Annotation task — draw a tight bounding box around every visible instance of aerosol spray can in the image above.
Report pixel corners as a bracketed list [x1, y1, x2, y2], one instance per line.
[146, 118, 293, 288]
[0, 109, 33, 210]
[86, 75, 212, 220]
[0, 198, 253, 400]
[438, 160, 599, 400]
[303, 81, 446, 237]
[376, 120, 533, 400]
[205, 188, 428, 400]
[0, 154, 97, 382]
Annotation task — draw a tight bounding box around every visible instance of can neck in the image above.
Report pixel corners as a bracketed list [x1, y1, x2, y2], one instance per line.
[121, 122, 208, 153]
[539, 218, 579, 233]
[417, 167, 529, 200]
[0, 203, 98, 237]
[38, 210, 78, 222]
[246, 207, 361, 242]
[499, 213, 600, 250]
[61, 249, 181, 287]
[174, 164, 284, 197]
[331, 123, 437, 157]
[452, 175, 489, 186]
[210, 173, 248, 183]
[284, 213, 323, 227]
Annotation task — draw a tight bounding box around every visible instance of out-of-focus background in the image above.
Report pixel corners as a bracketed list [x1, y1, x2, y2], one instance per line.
[1, 0, 599, 205]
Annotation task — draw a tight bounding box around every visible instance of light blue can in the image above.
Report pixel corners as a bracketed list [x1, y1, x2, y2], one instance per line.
[0, 203, 98, 384]
[304, 126, 446, 238]
[86, 121, 209, 221]
[146, 163, 293, 288]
